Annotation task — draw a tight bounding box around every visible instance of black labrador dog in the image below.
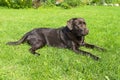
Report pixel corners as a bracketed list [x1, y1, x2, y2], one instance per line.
[7, 18, 105, 60]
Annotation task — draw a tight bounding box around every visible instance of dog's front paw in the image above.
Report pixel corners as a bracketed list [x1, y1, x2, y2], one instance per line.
[34, 53, 40, 56]
[94, 56, 100, 61]
[91, 55, 100, 61]
[102, 48, 107, 51]
[99, 48, 107, 52]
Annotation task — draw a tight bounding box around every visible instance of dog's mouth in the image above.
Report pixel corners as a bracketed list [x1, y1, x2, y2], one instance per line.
[78, 29, 89, 36]
[82, 29, 89, 36]
[83, 31, 89, 36]
[78, 33, 88, 36]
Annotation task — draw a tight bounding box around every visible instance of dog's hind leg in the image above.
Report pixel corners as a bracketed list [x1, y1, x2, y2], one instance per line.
[29, 40, 45, 56]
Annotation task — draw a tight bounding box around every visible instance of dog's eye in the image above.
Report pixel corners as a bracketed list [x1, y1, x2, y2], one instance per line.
[83, 22, 86, 24]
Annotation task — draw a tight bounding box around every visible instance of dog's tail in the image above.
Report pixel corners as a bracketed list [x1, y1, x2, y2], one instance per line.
[6, 33, 28, 45]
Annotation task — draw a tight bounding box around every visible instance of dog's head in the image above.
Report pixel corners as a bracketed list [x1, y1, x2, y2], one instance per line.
[67, 18, 89, 36]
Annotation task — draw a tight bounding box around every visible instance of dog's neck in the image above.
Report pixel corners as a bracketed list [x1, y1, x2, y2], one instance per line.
[64, 26, 71, 32]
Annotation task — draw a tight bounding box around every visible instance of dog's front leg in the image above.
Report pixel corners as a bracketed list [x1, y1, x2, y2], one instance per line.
[73, 48, 100, 60]
[71, 43, 100, 60]
[84, 43, 106, 51]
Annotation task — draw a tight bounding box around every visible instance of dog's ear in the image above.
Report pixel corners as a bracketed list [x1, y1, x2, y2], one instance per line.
[67, 19, 73, 30]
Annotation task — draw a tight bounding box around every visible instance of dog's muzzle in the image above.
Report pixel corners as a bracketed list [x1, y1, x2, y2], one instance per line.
[82, 28, 89, 36]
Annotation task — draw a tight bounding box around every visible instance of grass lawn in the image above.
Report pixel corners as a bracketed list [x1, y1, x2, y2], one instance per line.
[0, 6, 120, 80]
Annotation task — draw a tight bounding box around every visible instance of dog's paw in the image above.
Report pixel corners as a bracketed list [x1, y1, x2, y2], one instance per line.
[34, 53, 40, 56]
[99, 48, 107, 52]
[93, 56, 100, 61]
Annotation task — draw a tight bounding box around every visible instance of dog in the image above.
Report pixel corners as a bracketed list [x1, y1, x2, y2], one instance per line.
[7, 18, 105, 60]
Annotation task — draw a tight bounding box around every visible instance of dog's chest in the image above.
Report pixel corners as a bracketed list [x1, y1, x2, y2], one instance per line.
[77, 36, 85, 46]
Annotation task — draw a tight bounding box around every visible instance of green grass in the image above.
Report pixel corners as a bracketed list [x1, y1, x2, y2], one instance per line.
[0, 6, 120, 80]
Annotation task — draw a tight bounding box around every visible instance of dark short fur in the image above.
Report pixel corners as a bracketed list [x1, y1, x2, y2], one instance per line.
[7, 18, 105, 60]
